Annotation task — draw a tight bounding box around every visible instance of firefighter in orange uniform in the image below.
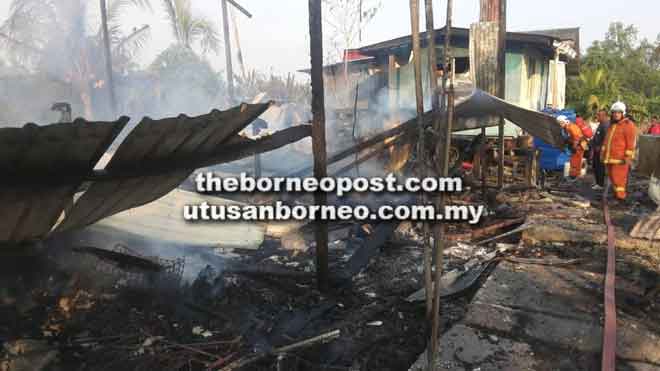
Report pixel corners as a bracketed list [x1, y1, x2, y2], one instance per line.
[557, 115, 587, 181]
[601, 102, 637, 200]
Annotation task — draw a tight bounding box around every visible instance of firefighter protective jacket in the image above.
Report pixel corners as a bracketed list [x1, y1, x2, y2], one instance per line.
[601, 118, 637, 165]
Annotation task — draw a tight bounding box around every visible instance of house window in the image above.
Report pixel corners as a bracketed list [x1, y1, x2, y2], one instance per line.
[454, 57, 470, 74]
[437, 57, 470, 75]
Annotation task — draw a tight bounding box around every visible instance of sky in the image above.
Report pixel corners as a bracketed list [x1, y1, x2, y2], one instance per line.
[1, 0, 659, 77]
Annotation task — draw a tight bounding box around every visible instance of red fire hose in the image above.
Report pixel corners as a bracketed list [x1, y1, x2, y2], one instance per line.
[601, 182, 616, 371]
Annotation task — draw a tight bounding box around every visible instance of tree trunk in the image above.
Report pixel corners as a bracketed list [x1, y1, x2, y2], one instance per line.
[100, 0, 117, 117]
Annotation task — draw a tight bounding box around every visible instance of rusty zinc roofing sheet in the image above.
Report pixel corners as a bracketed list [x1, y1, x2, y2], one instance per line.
[0, 102, 284, 244]
[55, 103, 271, 232]
[0, 118, 128, 243]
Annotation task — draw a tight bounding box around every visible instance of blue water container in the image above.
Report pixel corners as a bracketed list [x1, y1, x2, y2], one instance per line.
[536, 108, 576, 171]
[535, 138, 571, 171]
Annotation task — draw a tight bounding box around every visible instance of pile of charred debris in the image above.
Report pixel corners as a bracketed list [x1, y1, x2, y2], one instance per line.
[2, 159, 659, 371]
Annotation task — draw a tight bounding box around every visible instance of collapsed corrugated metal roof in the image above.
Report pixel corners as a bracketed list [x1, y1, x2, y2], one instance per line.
[0, 117, 128, 243]
[1, 102, 312, 245]
[289, 89, 565, 178]
[410, 89, 564, 147]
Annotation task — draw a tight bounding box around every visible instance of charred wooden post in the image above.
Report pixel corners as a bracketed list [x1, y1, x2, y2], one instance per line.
[429, 1, 454, 369]
[409, 0, 432, 339]
[409, 0, 425, 164]
[496, 0, 506, 188]
[481, 126, 487, 196]
[308, 0, 330, 292]
[425, 0, 440, 367]
[100, 0, 117, 116]
[424, 0, 440, 327]
[221, 0, 235, 102]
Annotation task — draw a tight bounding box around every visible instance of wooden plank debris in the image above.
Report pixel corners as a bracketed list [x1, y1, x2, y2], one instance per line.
[219, 330, 341, 371]
[341, 221, 400, 281]
[72, 245, 163, 272]
[630, 212, 660, 241]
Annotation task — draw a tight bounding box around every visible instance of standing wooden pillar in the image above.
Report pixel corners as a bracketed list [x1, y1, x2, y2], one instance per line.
[471, 0, 506, 192]
[496, 0, 506, 188]
[481, 126, 487, 195]
[425, 0, 453, 369]
[552, 50, 560, 109]
[479, 0, 507, 188]
[221, 0, 235, 103]
[423, 0, 439, 328]
[308, 0, 329, 292]
[409, 0, 424, 155]
[409, 0, 430, 334]
[100, 0, 117, 116]
[409, 0, 429, 330]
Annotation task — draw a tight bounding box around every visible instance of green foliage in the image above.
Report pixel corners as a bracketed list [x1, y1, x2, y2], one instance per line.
[567, 22, 660, 121]
[160, 0, 220, 54]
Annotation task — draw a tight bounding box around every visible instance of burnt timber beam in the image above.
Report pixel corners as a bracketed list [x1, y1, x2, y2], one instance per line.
[308, 0, 330, 292]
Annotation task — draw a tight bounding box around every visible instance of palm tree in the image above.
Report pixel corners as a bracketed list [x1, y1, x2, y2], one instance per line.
[160, 0, 220, 53]
[0, 0, 152, 118]
[569, 67, 620, 118]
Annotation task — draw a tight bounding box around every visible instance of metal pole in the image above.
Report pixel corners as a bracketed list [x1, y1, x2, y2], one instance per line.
[308, 0, 329, 292]
[221, 0, 235, 103]
[227, 0, 252, 18]
[230, 8, 248, 81]
[100, 0, 117, 117]
[497, 0, 506, 188]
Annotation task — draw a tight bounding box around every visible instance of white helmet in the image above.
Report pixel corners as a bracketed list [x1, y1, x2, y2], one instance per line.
[611, 101, 626, 114]
[556, 115, 569, 125]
